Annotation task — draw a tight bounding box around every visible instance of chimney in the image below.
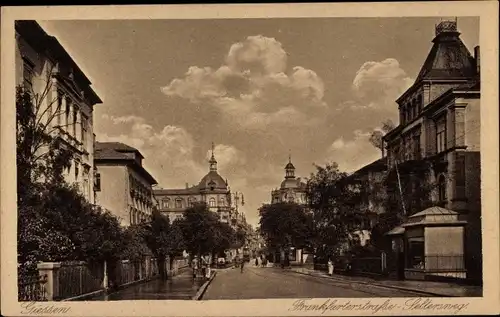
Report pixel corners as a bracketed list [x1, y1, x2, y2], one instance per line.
[185, 183, 189, 189]
[474, 46, 480, 74]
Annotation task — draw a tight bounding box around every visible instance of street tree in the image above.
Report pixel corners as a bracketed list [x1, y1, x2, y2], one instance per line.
[138, 208, 172, 279]
[178, 203, 220, 257]
[258, 202, 313, 256]
[306, 162, 369, 258]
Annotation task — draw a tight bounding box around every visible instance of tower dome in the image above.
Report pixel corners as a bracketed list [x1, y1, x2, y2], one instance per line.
[198, 142, 228, 191]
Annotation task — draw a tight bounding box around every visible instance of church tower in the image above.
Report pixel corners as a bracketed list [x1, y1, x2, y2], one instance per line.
[209, 142, 217, 172]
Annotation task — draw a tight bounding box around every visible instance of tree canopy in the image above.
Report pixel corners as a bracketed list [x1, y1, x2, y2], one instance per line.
[306, 162, 370, 257]
[258, 202, 313, 252]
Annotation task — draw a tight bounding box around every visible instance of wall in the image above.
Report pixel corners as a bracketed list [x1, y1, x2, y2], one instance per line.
[425, 226, 464, 255]
[464, 98, 481, 151]
[464, 151, 482, 281]
[95, 165, 128, 226]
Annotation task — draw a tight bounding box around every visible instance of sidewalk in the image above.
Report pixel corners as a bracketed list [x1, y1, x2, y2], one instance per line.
[88, 268, 206, 300]
[290, 267, 482, 297]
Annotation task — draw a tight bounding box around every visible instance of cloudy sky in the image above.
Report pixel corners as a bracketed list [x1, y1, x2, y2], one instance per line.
[38, 17, 478, 226]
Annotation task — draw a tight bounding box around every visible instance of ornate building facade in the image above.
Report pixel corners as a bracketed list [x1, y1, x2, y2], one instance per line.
[15, 20, 102, 203]
[154, 144, 245, 229]
[271, 156, 307, 205]
[94, 142, 158, 227]
[383, 20, 481, 282]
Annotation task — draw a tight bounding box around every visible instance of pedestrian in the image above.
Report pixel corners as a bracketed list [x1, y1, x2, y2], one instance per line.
[327, 258, 334, 276]
[240, 258, 245, 273]
[255, 257, 258, 267]
[192, 256, 199, 279]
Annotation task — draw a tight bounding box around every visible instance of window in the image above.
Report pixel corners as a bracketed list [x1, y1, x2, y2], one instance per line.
[219, 197, 225, 207]
[95, 173, 101, 191]
[412, 134, 421, 160]
[438, 174, 447, 202]
[22, 58, 34, 90]
[56, 92, 63, 127]
[175, 198, 183, 209]
[162, 198, 170, 209]
[407, 237, 425, 269]
[209, 198, 216, 207]
[73, 108, 77, 137]
[417, 95, 423, 113]
[436, 116, 447, 153]
[81, 116, 88, 148]
[65, 98, 71, 131]
[74, 162, 79, 181]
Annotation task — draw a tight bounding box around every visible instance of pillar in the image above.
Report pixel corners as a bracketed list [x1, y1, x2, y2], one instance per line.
[37, 262, 61, 301]
[103, 260, 109, 290]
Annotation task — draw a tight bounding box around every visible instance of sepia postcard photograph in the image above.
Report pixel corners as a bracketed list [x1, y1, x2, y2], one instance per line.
[1, 2, 499, 316]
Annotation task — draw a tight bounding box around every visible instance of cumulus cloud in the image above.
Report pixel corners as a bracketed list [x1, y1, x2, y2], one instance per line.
[205, 144, 247, 171]
[326, 129, 381, 173]
[161, 35, 327, 129]
[352, 58, 414, 112]
[95, 115, 252, 191]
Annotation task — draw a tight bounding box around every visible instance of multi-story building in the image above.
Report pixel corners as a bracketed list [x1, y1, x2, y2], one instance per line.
[345, 158, 387, 247]
[382, 20, 481, 282]
[270, 156, 307, 205]
[154, 144, 244, 228]
[15, 20, 102, 203]
[94, 142, 158, 227]
[269, 156, 312, 265]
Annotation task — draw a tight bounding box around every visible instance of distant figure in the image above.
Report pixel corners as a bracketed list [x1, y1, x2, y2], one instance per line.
[327, 258, 334, 276]
[240, 259, 245, 273]
[192, 256, 199, 279]
[255, 257, 259, 267]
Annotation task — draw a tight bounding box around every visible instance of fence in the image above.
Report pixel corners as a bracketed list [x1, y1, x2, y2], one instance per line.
[58, 261, 104, 300]
[18, 273, 48, 301]
[351, 257, 385, 275]
[18, 257, 177, 301]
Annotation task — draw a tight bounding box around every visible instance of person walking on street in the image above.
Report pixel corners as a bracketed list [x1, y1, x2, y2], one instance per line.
[240, 258, 245, 273]
[327, 258, 334, 276]
[192, 256, 199, 279]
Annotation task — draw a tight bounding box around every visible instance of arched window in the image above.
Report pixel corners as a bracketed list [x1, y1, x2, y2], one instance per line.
[219, 197, 225, 207]
[438, 175, 447, 202]
[161, 198, 170, 209]
[188, 197, 196, 207]
[175, 198, 183, 209]
[209, 198, 216, 207]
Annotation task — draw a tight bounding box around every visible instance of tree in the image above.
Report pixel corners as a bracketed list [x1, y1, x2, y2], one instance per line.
[178, 203, 220, 257]
[306, 162, 370, 258]
[368, 119, 396, 156]
[138, 208, 172, 279]
[212, 221, 235, 258]
[259, 202, 313, 255]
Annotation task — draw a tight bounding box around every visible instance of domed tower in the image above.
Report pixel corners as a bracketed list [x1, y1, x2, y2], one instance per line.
[209, 142, 217, 172]
[285, 154, 296, 179]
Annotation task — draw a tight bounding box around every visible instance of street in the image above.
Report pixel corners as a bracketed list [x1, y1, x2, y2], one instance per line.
[202, 265, 431, 299]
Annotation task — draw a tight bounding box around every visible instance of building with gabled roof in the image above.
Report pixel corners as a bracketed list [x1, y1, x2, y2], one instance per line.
[94, 142, 158, 226]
